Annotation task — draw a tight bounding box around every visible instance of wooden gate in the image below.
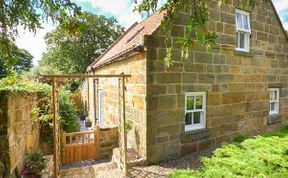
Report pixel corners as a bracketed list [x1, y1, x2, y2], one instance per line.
[62, 128, 100, 164]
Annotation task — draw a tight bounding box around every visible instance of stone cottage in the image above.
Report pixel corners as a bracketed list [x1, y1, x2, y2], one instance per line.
[82, 1, 288, 163]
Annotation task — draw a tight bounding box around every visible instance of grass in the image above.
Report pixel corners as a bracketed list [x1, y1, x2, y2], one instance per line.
[169, 125, 288, 178]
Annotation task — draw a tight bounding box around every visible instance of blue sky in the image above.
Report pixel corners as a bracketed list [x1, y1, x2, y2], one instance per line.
[15, 0, 288, 65]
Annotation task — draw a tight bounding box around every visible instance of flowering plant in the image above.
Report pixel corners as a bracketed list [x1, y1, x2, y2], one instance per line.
[21, 151, 46, 177]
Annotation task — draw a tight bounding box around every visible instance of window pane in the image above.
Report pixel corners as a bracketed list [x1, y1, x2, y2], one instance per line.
[187, 96, 194, 110]
[270, 102, 275, 111]
[239, 32, 245, 49]
[196, 95, 203, 109]
[194, 112, 201, 124]
[185, 112, 192, 125]
[274, 91, 277, 100]
[270, 90, 277, 100]
[269, 90, 273, 100]
[236, 13, 243, 29]
[243, 15, 249, 30]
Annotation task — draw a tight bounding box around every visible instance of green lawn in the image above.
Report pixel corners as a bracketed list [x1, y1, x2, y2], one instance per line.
[170, 126, 288, 178]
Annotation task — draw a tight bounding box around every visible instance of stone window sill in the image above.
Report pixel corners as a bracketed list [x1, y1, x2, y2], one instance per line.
[181, 128, 209, 143]
[234, 50, 253, 57]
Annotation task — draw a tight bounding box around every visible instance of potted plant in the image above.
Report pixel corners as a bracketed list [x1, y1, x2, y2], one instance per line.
[85, 117, 92, 127]
[21, 151, 47, 178]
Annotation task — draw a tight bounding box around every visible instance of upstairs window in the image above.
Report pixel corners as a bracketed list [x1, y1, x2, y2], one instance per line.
[235, 9, 251, 52]
[269, 88, 280, 115]
[185, 92, 206, 131]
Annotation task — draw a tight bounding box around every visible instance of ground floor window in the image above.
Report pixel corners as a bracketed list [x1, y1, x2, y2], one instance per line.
[269, 88, 280, 115]
[185, 92, 206, 131]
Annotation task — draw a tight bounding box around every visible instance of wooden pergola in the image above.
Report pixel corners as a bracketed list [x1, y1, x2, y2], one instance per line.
[41, 73, 131, 177]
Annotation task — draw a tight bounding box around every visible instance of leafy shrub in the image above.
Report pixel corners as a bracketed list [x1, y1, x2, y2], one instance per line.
[0, 71, 50, 95]
[170, 126, 288, 178]
[21, 150, 47, 177]
[59, 88, 80, 132]
[233, 134, 248, 143]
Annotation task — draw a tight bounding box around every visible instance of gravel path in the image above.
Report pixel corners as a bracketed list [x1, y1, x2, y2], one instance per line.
[61, 147, 215, 178]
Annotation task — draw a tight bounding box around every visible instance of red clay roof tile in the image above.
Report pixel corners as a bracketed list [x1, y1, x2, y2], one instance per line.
[91, 11, 164, 69]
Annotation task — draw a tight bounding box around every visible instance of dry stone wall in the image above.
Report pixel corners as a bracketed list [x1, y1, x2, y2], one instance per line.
[0, 92, 40, 176]
[145, 1, 288, 163]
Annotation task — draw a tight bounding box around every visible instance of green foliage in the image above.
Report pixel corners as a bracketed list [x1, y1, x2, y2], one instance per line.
[0, 71, 50, 95]
[59, 88, 80, 132]
[262, 125, 288, 138]
[125, 119, 133, 132]
[169, 126, 288, 178]
[40, 12, 124, 74]
[134, 0, 268, 66]
[233, 134, 248, 143]
[0, 0, 82, 70]
[0, 39, 33, 75]
[22, 150, 47, 176]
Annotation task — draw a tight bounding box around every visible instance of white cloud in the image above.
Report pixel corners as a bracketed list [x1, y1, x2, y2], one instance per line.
[273, 0, 288, 30]
[15, 24, 55, 66]
[273, 0, 288, 13]
[76, 0, 142, 28]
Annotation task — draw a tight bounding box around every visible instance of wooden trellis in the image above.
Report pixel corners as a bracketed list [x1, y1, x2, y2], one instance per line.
[43, 74, 131, 177]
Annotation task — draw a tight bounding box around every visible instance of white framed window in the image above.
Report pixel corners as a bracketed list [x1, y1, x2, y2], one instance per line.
[235, 9, 251, 52]
[185, 92, 206, 131]
[269, 88, 280, 115]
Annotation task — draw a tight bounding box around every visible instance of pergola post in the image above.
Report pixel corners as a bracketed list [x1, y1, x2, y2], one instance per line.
[52, 78, 61, 178]
[122, 76, 128, 176]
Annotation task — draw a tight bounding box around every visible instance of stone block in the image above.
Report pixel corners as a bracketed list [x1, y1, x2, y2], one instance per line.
[177, 95, 185, 108]
[198, 74, 215, 83]
[148, 60, 165, 72]
[267, 115, 282, 125]
[148, 109, 184, 127]
[216, 74, 233, 83]
[199, 139, 214, 150]
[222, 92, 245, 104]
[181, 84, 212, 92]
[156, 73, 181, 83]
[132, 95, 145, 110]
[217, 34, 235, 45]
[181, 128, 210, 143]
[180, 142, 198, 156]
[213, 54, 225, 64]
[195, 52, 212, 64]
[158, 95, 176, 110]
[224, 24, 235, 35]
[207, 93, 221, 105]
[157, 125, 180, 137]
[216, 22, 224, 33]
[182, 73, 197, 83]
[220, 12, 234, 24]
[257, 31, 268, 41]
[228, 83, 247, 91]
[147, 85, 167, 96]
[167, 63, 183, 72]
[184, 63, 205, 72]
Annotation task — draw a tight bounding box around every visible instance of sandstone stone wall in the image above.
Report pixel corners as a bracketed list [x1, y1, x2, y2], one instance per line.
[0, 92, 40, 176]
[85, 53, 147, 158]
[145, 1, 288, 163]
[99, 127, 118, 159]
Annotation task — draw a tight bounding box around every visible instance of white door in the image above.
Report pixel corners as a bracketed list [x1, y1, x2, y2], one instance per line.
[98, 89, 104, 126]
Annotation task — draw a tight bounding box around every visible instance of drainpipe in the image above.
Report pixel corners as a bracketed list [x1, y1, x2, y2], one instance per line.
[93, 71, 97, 128]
